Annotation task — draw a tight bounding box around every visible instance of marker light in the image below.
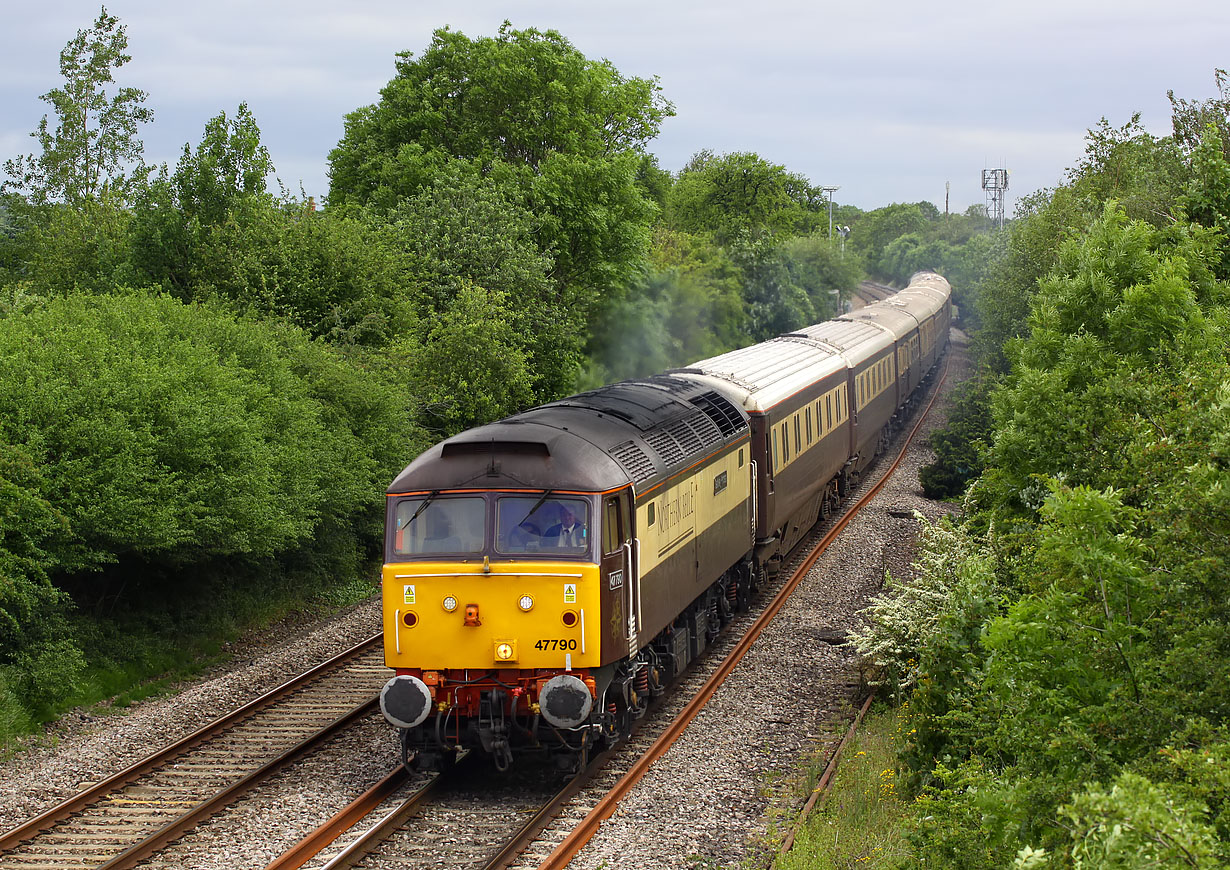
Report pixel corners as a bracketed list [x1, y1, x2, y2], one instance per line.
[402, 611, 418, 627]
[495, 641, 516, 662]
[518, 595, 534, 611]
[442, 596, 458, 612]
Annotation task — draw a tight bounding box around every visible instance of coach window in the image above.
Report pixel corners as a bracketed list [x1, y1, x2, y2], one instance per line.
[772, 428, 780, 473]
[805, 407, 813, 443]
[738, 447, 745, 467]
[794, 415, 801, 452]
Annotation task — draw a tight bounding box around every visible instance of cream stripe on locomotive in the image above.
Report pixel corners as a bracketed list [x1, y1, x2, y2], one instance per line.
[769, 381, 849, 475]
[637, 442, 751, 575]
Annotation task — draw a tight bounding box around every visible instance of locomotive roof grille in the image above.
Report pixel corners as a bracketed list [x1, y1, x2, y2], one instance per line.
[642, 428, 686, 468]
[690, 390, 748, 438]
[610, 440, 657, 483]
[667, 414, 711, 454]
[640, 410, 726, 471]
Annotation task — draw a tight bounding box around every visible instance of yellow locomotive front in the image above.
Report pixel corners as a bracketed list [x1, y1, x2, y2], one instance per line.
[379, 489, 610, 770]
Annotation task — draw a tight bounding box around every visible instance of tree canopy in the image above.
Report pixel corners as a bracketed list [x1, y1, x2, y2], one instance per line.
[328, 23, 673, 319]
[2, 7, 152, 206]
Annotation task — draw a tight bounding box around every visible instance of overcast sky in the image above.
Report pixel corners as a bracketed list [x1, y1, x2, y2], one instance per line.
[3, 1, 1227, 215]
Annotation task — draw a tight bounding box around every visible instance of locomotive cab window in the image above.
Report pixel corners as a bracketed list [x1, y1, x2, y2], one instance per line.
[393, 496, 485, 556]
[602, 497, 625, 555]
[496, 495, 591, 556]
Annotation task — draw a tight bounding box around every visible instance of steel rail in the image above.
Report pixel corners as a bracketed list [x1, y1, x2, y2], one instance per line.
[778, 691, 875, 854]
[312, 756, 477, 870]
[537, 355, 951, 869]
[263, 765, 411, 870]
[98, 698, 379, 870]
[0, 632, 382, 851]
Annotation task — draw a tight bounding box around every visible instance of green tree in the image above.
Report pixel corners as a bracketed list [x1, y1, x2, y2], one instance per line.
[1169, 68, 1230, 158]
[385, 169, 573, 399]
[0, 293, 413, 573]
[393, 281, 536, 433]
[2, 7, 152, 206]
[778, 232, 863, 317]
[847, 202, 930, 279]
[1065, 114, 1186, 226]
[328, 22, 672, 334]
[128, 107, 416, 346]
[169, 102, 273, 224]
[665, 150, 822, 244]
[1182, 124, 1230, 279]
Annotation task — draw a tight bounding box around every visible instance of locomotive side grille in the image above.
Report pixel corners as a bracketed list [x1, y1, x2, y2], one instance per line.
[610, 440, 657, 483]
[690, 390, 748, 438]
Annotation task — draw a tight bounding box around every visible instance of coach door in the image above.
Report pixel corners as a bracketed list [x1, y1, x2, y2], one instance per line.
[601, 491, 638, 657]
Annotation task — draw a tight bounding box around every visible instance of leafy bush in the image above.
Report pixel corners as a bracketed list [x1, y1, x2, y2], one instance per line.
[919, 374, 994, 499]
[852, 515, 998, 694]
[0, 293, 418, 721]
[1060, 773, 1222, 868]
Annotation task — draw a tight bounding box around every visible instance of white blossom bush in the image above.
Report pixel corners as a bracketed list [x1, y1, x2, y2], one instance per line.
[850, 513, 998, 691]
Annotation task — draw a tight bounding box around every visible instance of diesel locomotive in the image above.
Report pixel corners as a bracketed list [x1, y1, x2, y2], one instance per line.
[378, 271, 952, 770]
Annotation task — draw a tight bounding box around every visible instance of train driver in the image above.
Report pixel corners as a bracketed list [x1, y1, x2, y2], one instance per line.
[543, 503, 587, 550]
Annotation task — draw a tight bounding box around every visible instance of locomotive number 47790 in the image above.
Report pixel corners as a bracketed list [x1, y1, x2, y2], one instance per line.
[535, 639, 579, 651]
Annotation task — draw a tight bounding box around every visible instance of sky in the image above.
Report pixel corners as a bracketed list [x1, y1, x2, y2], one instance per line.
[3, 0, 1228, 216]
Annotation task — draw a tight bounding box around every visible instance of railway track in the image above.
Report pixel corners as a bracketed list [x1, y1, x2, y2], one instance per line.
[0, 635, 386, 870]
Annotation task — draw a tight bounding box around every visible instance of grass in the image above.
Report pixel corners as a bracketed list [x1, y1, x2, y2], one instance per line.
[775, 701, 914, 869]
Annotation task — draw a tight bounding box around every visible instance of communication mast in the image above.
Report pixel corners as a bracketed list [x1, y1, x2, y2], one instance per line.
[982, 168, 1009, 229]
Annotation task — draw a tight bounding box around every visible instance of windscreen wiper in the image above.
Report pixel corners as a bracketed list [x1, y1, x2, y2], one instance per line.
[402, 490, 439, 529]
[523, 489, 554, 521]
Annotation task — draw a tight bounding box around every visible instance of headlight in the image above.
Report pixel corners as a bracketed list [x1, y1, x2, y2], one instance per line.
[442, 596, 458, 612]
[518, 595, 534, 611]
